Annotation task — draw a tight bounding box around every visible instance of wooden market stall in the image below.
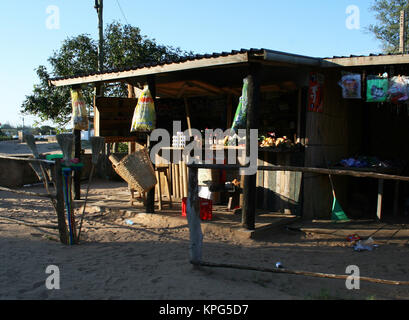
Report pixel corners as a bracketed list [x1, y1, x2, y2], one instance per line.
[50, 49, 321, 229]
[303, 54, 409, 220]
[49, 48, 409, 227]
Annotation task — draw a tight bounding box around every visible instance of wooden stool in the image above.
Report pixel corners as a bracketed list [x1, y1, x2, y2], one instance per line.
[130, 189, 146, 206]
[155, 166, 172, 210]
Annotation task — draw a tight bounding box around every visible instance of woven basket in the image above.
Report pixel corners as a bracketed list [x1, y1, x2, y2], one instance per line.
[109, 144, 157, 193]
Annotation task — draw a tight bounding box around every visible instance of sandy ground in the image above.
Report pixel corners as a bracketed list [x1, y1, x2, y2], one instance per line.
[0, 140, 64, 156]
[1, 183, 409, 301]
[1, 140, 409, 301]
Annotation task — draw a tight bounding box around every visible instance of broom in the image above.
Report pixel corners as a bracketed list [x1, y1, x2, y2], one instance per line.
[56, 134, 76, 244]
[317, 129, 349, 222]
[24, 134, 44, 181]
[56, 134, 74, 163]
[25, 134, 57, 211]
[77, 136, 105, 242]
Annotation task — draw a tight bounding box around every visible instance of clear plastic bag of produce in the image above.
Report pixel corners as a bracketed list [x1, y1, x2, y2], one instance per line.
[130, 85, 156, 133]
[70, 88, 89, 131]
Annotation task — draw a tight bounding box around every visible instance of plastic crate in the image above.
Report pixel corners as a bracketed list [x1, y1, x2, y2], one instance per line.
[182, 197, 213, 221]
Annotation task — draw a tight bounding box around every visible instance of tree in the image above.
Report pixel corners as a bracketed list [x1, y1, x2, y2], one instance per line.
[21, 22, 192, 126]
[368, 0, 409, 53]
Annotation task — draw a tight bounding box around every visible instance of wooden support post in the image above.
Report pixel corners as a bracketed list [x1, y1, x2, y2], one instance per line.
[54, 159, 69, 245]
[184, 97, 192, 137]
[155, 170, 162, 211]
[128, 83, 137, 155]
[171, 163, 176, 200]
[296, 88, 302, 144]
[146, 76, 156, 213]
[175, 163, 180, 199]
[93, 96, 100, 137]
[377, 179, 384, 220]
[242, 65, 260, 230]
[73, 129, 81, 200]
[186, 166, 203, 264]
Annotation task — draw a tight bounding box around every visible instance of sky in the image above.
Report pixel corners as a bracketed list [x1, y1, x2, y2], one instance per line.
[0, 0, 382, 127]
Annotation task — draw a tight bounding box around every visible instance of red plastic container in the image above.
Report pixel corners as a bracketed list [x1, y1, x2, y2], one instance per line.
[182, 197, 213, 221]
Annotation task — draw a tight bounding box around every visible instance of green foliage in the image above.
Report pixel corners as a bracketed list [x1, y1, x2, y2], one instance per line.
[21, 21, 192, 126]
[0, 136, 14, 141]
[117, 142, 129, 153]
[0, 123, 13, 130]
[368, 0, 409, 53]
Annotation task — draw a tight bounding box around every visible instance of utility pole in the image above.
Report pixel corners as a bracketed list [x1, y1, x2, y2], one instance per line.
[95, 0, 104, 96]
[400, 10, 406, 54]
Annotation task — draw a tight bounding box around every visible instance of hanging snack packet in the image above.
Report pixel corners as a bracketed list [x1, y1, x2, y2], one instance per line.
[388, 76, 409, 104]
[339, 73, 361, 99]
[367, 75, 389, 103]
[130, 85, 156, 132]
[70, 88, 89, 131]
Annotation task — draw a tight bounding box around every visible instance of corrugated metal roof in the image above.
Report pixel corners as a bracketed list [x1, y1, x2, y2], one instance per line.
[49, 48, 264, 82]
[49, 48, 409, 85]
[325, 52, 407, 59]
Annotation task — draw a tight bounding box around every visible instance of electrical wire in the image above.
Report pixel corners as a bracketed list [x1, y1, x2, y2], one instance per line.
[115, 0, 129, 25]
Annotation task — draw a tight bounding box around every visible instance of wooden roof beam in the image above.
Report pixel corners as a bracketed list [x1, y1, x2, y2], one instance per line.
[323, 54, 409, 67]
[187, 80, 226, 95]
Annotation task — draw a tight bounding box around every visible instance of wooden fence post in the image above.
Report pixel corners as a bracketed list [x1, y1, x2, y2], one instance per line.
[54, 159, 69, 245]
[187, 166, 203, 264]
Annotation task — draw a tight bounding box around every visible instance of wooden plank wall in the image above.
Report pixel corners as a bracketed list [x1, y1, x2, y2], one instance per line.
[303, 69, 349, 219]
[256, 151, 304, 215]
[95, 97, 137, 137]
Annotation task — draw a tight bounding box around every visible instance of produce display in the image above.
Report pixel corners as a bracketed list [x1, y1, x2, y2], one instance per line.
[259, 132, 296, 149]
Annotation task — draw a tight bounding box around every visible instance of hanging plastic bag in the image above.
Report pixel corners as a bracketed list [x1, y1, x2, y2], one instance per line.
[308, 72, 324, 113]
[224, 78, 249, 146]
[231, 78, 249, 131]
[388, 76, 409, 104]
[130, 85, 156, 132]
[339, 73, 361, 99]
[70, 88, 89, 131]
[367, 75, 389, 103]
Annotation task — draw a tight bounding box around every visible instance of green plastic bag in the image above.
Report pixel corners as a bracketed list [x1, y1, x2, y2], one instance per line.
[231, 78, 249, 131]
[130, 85, 156, 132]
[367, 76, 388, 103]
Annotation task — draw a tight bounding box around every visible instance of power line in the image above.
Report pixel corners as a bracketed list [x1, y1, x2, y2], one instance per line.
[115, 0, 129, 25]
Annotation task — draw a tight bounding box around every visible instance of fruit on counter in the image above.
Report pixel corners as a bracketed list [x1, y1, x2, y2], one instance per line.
[231, 179, 241, 187]
[260, 136, 276, 147]
[259, 134, 295, 148]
